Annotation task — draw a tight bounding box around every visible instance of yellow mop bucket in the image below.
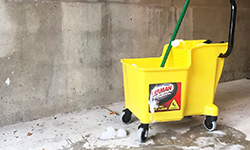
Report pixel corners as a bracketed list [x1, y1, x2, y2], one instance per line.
[120, 0, 237, 143]
[121, 40, 193, 124]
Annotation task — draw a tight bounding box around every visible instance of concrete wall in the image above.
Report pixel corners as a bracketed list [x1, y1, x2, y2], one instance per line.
[0, 0, 249, 126]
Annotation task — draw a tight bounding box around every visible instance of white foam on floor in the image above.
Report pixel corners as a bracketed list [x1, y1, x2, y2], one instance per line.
[208, 130, 226, 136]
[5, 77, 10, 86]
[194, 137, 244, 150]
[99, 127, 116, 140]
[99, 127, 127, 140]
[116, 128, 127, 138]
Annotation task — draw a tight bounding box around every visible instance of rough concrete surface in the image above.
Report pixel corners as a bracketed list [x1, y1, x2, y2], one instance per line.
[0, 79, 250, 150]
[0, 0, 249, 127]
[0, 0, 181, 126]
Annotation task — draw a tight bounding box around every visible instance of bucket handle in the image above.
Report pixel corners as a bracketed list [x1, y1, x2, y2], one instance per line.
[219, 0, 237, 58]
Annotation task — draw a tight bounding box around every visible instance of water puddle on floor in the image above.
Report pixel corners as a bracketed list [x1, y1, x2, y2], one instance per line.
[149, 124, 250, 150]
[63, 123, 250, 150]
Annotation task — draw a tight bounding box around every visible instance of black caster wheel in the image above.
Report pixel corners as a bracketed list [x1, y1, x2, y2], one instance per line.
[138, 124, 149, 143]
[203, 116, 217, 131]
[120, 109, 132, 124]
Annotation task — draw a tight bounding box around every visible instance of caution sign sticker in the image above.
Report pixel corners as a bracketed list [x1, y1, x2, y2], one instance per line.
[168, 99, 180, 110]
[148, 82, 181, 113]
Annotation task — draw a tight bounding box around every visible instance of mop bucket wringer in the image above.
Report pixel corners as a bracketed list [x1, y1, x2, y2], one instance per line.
[120, 0, 237, 143]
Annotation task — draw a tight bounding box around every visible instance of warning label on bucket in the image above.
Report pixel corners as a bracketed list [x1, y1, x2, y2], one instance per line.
[168, 99, 180, 110]
[148, 82, 181, 113]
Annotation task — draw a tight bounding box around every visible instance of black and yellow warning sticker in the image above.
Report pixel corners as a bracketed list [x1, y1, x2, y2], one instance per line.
[168, 99, 180, 110]
[149, 82, 181, 113]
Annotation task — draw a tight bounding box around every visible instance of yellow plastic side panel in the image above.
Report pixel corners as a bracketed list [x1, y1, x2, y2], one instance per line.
[214, 57, 225, 91]
[122, 65, 148, 121]
[143, 70, 189, 123]
[183, 44, 227, 116]
[122, 65, 189, 124]
[121, 46, 191, 124]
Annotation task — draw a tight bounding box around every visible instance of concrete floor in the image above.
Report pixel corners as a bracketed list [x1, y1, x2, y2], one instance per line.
[0, 79, 250, 150]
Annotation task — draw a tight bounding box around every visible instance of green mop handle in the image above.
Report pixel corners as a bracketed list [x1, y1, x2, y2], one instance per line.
[160, 0, 190, 67]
